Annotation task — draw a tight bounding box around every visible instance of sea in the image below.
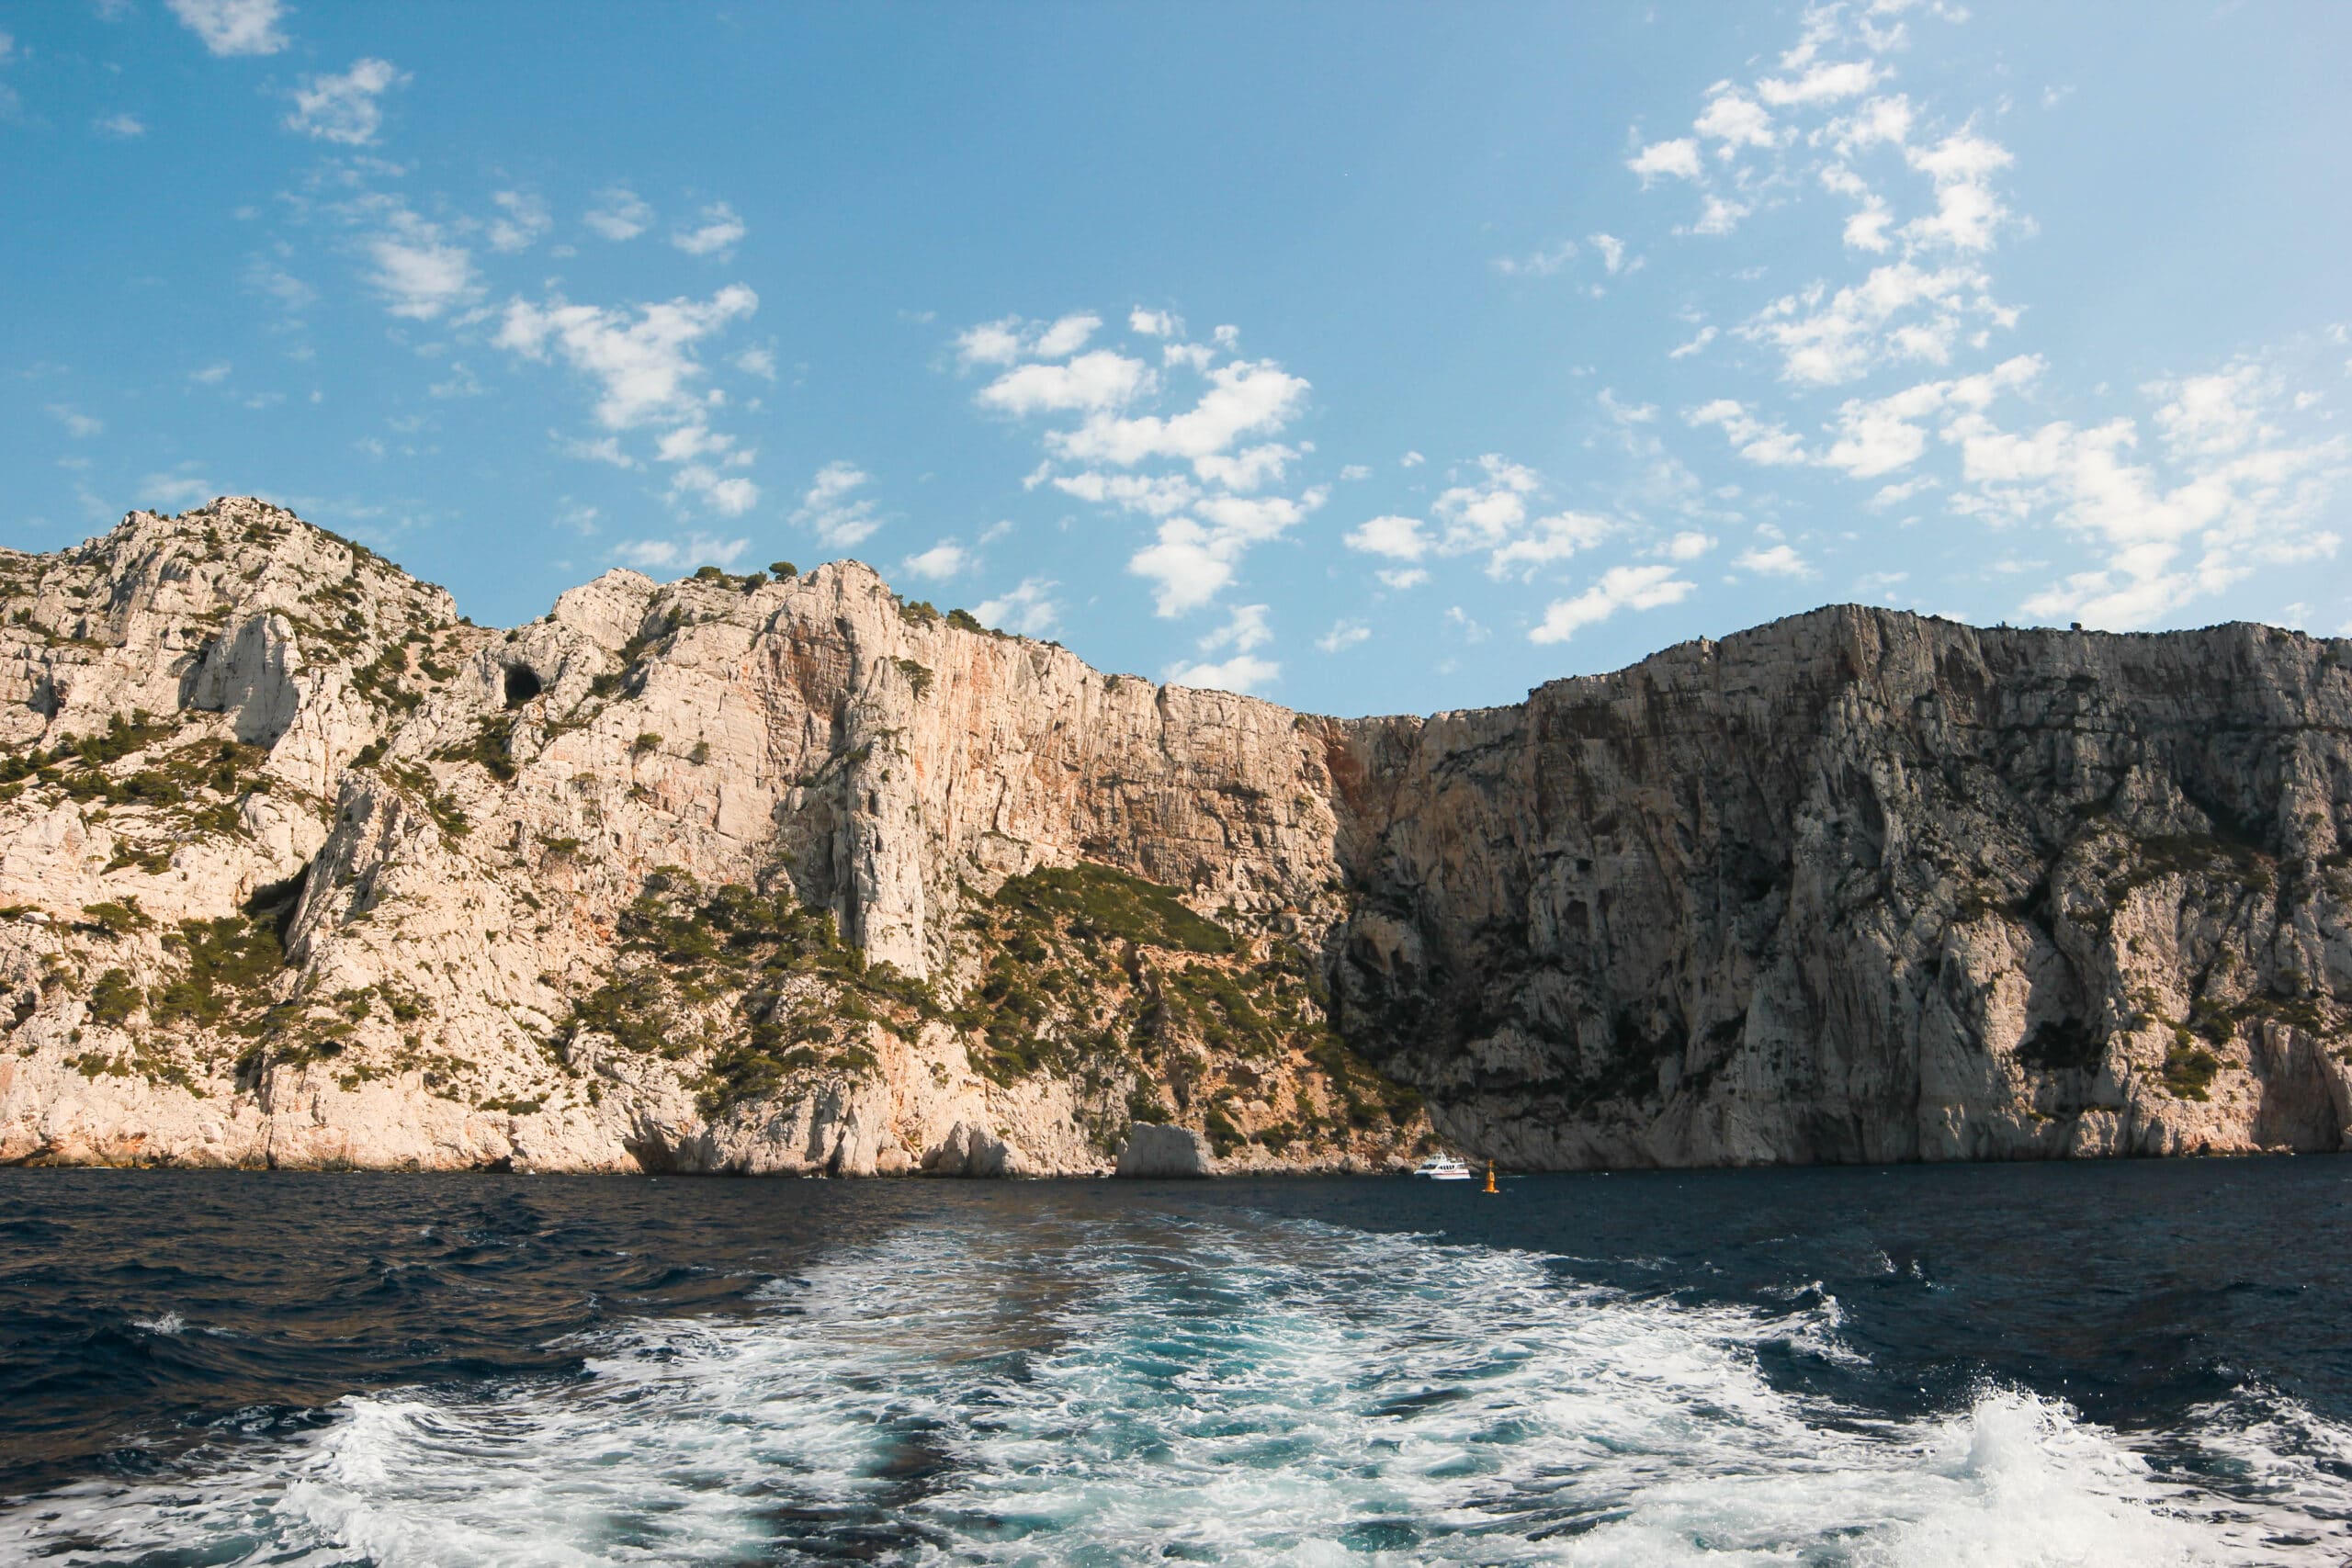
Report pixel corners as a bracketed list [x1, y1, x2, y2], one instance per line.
[2, 1159, 2350, 1565]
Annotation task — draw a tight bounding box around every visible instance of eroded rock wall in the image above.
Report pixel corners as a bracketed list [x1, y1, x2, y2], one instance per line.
[1, 499, 2346, 1172]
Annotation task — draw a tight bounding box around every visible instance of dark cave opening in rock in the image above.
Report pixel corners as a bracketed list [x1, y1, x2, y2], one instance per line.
[503, 664, 543, 708]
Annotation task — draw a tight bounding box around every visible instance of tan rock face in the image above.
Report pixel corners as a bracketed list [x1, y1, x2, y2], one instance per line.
[1, 499, 2347, 1172]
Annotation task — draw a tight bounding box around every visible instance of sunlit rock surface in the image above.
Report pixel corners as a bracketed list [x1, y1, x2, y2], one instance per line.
[3, 498, 2348, 1172]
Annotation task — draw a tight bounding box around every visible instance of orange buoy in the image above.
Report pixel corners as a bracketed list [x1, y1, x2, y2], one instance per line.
[1483, 1160, 1498, 1194]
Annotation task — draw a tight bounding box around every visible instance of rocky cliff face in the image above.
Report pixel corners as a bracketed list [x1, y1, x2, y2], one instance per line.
[2, 499, 2347, 1172]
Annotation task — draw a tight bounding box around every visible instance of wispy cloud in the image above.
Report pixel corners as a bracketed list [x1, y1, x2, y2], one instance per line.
[671, 202, 746, 257]
[166, 0, 286, 56]
[286, 58, 406, 145]
[975, 577, 1061, 637]
[609, 532, 748, 572]
[1529, 564, 1694, 644]
[584, 186, 652, 242]
[791, 461, 883, 548]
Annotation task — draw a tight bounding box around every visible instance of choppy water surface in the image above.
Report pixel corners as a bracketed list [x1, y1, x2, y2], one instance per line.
[4, 1163, 2352, 1564]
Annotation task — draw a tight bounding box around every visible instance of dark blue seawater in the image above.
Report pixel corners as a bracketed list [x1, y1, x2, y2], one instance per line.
[4, 1159, 2351, 1563]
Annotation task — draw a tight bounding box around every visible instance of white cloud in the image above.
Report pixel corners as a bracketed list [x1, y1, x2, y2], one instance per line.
[495, 283, 758, 429]
[975, 577, 1061, 637]
[559, 433, 638, 469]
[1195, 603, 1272, 655]
[1129, 308, 1182, 337]
[488, 190, 550, 254]
[1736, 543, 1812, 576]
[1628, 138, 1703, 184]
[1949, 372, 2348, 630]
[1344, 513, 1430, 561]
[653, 423, 735, 464]
[956, 312, 1102, 367]
[1590, 233, 1633, 275]
[1668, 325, 1718, 359]
[286, 59, 405, 146]
[140, 471, 217, 509]
[671, 202, 746, 257]
[166, 0, 284, 56]
[667, 466, 759, 518]
[1757, 60, 1881, 107]
[95, 113, 145, 138]
[790, 461, 883, 549]
[583, 187, 652, 243]
[1529, 565, 1695, 643]
[732, 346, 777, 380]
[1193, 443, 1296, 492]
[1053, 470, 1199, 517]
[1400, 450, 1425, 468]
[1343, 455, 1630, 582]
[1317, 620, 1370, 653]
[1049, 358, 1309, 469]
[2152, 362, 2272, 457]
[1688, 399, 1807, 465]
[1816, 354, 2043, 479]
[1843, 201, 1894, 254]
[978, 350, 1154, 415]
[1032, 312, 1101, 358]
[1690, 196, 1751, 237]
[1433, 454, 1542, 551]
[975, 313, 1321, 619]
[1663, 530, 1716, 561]
[1338, 464, 1372, 481]
[955, 319, 1025, 367]
[1130, 491, 1325, 617]
[900, 539, 970, 581]
[1377, 568, 1430, 590]
[610, 532, 749, 572]
[1869, 477, 1935, 509]
[47, 404, 102, 438]
[1831, 94, 1916, 155]
[1163, 653, 1277, 695]
[1487, 511, 1614, 580]
[1695, 87, 1775, 152]
[1744, 261, 1998, 386]
[364, 206, 478, 321]
[1902, 130, 2013, 254]
[190, 361, 232, 385]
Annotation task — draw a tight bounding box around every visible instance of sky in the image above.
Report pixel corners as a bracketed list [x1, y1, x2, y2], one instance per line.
[4, 1, 2349, 717]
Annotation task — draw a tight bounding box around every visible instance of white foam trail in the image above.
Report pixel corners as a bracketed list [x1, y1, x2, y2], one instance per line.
[131, 1311, 186, 1336]
[6, 1215, 2346, 1565]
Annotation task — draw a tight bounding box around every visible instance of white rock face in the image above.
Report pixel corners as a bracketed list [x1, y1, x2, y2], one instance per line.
[1, 498, 2347, 1175]
[1116, 1122, 1215, 1178]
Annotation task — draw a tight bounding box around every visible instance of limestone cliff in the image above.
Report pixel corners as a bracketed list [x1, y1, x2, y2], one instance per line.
[1, 498, 2346, 1172]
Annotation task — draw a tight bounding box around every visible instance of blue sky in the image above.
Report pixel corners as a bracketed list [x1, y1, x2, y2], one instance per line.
[4, 1, 2348, 716]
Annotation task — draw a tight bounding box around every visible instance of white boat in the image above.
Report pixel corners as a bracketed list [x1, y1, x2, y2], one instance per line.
[1411, 1155, 1473, 1180]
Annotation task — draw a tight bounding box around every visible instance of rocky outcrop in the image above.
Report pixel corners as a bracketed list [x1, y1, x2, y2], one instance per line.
[1116, 1122, 1215, 1178]
[1, 497, 2347, 1173]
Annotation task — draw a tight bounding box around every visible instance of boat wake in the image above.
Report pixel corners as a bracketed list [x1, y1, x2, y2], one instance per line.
[6, 1212, 2346, 1565]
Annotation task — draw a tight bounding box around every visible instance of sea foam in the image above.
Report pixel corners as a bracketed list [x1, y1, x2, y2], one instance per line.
[6, 1213, 2342, 1565]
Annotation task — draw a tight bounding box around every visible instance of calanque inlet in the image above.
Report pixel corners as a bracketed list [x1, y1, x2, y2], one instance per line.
[1, 496, 2348, 1175]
